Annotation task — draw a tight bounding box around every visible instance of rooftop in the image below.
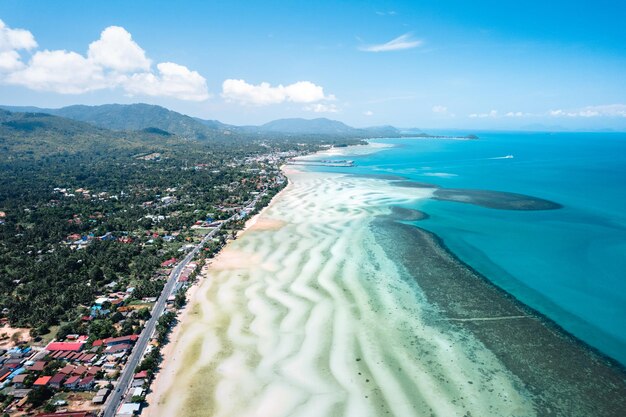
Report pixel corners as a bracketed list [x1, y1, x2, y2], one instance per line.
[46, 341, 83, 352]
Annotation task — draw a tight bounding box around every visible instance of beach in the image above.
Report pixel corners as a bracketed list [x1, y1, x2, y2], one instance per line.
[145, 165, 541, 417]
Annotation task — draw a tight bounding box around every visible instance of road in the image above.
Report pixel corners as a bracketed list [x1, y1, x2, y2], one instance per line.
[102, 197, 260, 417]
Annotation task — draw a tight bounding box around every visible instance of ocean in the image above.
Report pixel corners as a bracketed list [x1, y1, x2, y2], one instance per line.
[316, 131, 626, 365]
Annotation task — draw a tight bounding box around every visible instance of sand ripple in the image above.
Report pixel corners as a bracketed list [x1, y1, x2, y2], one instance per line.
[147, 171, 536, 417]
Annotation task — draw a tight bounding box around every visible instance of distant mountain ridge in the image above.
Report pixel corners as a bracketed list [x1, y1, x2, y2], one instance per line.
[244, 117, 402, 137]
[0, 104, 406, 139]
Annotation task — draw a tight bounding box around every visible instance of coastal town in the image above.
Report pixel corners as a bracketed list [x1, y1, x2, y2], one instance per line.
[0, 146, 308, 417]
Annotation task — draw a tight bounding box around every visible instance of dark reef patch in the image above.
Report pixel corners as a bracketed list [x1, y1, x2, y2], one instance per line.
[388, 206, 429, 221]
[391, 180, 440, 188]
[372, 218, 626, 417]
[389, 180, 562, 211]
[346, 173, 409, 181]
[433, 188, 563, 210]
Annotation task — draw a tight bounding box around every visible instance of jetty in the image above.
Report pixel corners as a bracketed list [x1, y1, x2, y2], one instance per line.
[286, 159, 355, 167]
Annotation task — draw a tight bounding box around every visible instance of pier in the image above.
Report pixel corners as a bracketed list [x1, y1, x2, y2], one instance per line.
[286, 159, 355, 167]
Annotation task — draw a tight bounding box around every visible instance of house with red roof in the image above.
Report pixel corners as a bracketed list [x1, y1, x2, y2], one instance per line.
[64, 375, 81, 389]
[160, 257, 177, 267]
[46, 341, 83, 352]
[33, 375, 51, 386]
[49, 372, 66, 389]
[27, 361, 47, 372]
[93, 334, 139, 347]
[107, 343, 132, 354]
[59, 364, 75, 374]
[72, 365, 87, 375]
[134, 370, 148, 380]
[78, 375, 95, 390]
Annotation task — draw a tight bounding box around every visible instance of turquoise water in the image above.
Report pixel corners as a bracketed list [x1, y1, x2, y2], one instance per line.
[317, 132, 626, 365]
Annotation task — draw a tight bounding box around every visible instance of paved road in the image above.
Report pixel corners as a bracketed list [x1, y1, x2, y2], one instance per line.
[102, 197, 260, 417]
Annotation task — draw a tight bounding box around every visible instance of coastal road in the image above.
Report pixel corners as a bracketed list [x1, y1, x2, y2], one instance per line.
[101, 197, 261, 417]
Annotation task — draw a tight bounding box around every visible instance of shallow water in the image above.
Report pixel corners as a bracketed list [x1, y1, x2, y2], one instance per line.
[152, 171, 537, 417]
[314, 133, 626, 365]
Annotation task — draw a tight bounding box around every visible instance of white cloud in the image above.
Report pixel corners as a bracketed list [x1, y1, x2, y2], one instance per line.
[505, 111, 531, 117]
[6, 50, 107, 94]
[0, 19, 37, 73]
[221, 79, 333, 105]
[469, 110, 498, 118]
[123, 62, 209, 101]
[364, 110, 374, 116]
[87, 26, 151, 72]
[284, 81, 333, 103]
[549, 104, 626, 118]
[359, 33, 422, 52]
[432, 105, 448, 114]
[0, 21, 208, 101]
[304, 103, 338, 113]
[0, 50, 25, 71]
[0, 19, 37, 52]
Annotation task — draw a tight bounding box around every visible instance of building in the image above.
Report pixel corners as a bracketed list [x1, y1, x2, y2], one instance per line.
[59, 364, 75, 374]
[116, 402, 141, 417]
[92, 387, 110, 404]
[46, 341, 83, 352]
[33, 376, 51, 386]
[107, 343, 132, 354]
[64, 375, 81, 389]
[48, 372, 66, 389]
[11, 374, 27, 388]
[78, 375, 95, 390]
[160, 257, 178, 267]
[9, 388, 31, 399]
[93, 334, 139, 347]
[27, 361, 46, 372]
[133, 370, 148, 380]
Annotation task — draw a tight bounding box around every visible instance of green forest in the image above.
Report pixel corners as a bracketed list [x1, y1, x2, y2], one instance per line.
[0, 108, 364, 337]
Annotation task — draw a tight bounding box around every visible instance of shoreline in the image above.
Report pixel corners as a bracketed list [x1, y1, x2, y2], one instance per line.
[372, 216, 626, 416]
[143, 166, 295, 416]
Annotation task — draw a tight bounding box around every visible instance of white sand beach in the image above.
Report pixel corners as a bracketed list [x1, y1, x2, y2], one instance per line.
[145, 168, 536, 417]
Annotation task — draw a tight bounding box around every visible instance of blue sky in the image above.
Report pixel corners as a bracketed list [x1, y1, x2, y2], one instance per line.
[1, 0, 625, 130]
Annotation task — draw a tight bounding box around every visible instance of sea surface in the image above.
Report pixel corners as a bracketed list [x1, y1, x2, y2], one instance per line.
[314, 131, 626, 365]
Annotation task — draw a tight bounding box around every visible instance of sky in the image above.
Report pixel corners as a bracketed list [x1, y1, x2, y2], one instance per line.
[1, 0, 626, 130]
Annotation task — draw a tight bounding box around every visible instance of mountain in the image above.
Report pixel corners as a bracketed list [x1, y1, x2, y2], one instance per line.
[0, 103, 228, 141]
[257, 118, 356, 135]
[193, 117, 236, 130]
[239, 117, 401, 138]
[0, 104, 405, 140]
[0, 109, 182, 160]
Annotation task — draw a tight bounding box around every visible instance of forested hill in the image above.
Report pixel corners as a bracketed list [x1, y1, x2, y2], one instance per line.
[0, 109, 188, 161]
[1, 103, 227, 141]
